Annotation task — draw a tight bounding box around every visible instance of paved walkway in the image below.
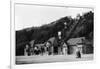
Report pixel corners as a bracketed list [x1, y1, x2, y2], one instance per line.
[16, 54, 93, 64]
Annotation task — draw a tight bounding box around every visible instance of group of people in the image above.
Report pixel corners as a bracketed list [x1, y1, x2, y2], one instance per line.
[24, 44, 46, 56]
[24, 40, 82, 58]
[24, 41, 68, 56]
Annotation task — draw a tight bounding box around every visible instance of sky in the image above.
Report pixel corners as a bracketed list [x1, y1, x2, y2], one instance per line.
[15, 4, 93, 30]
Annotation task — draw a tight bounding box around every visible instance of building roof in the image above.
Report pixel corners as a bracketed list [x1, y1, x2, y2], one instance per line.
[48, 37, 56, 44]
[35, 44, 44, 47]
[67, 37, 85, 45]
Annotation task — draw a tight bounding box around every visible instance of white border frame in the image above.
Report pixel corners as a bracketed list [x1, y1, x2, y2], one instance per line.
[10, 0, 95, 69]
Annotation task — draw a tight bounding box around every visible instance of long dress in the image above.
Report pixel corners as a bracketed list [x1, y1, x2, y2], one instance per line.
[62, 43, 67, 55]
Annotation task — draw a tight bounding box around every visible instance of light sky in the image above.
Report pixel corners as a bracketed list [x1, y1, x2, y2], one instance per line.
[15, 4, 93, 30]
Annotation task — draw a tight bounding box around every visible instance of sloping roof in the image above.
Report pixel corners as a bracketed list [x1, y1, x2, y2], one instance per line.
[35, 44, 44, 47]
[48, 37, 58, 47]
[29, 40, 35, 45]
[67, 37, 85, 45]
[48, 37, 56, 44]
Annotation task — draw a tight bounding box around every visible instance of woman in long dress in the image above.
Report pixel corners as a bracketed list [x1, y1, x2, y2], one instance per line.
[62, 42, 68, 55]
[76, 44, 82, 58]
[24, 44, 30, 56]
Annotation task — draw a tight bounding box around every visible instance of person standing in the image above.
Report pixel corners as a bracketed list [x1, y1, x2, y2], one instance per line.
[24, 44, 30, 56]
[76, 44, 82, 58]
[62, 42, 68, 55]
[45, 41, 50, 56]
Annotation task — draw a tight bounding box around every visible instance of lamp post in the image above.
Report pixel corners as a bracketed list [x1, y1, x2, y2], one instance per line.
[58, 31, 61, 39]
[63, 22, 69, 55]
[64, 22, 67, 29]
[57, 22, 68, 55]
[58, 31, 62, 55]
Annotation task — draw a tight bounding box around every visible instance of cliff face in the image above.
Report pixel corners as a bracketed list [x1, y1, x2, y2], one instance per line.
[16, 11, 93, 55]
